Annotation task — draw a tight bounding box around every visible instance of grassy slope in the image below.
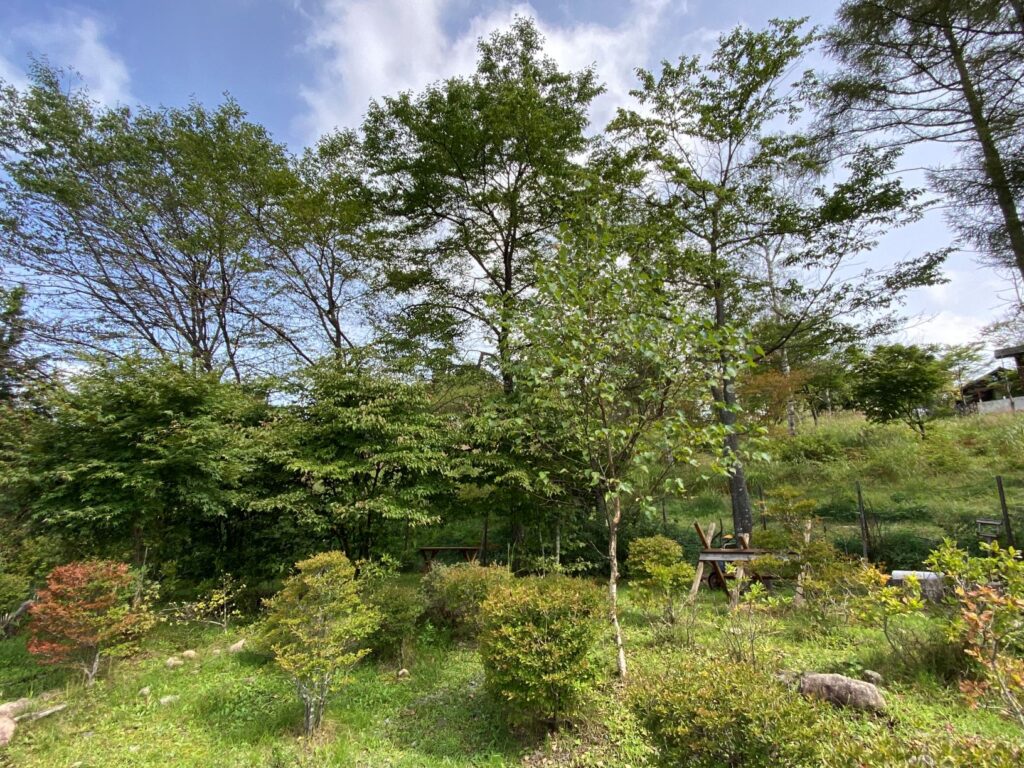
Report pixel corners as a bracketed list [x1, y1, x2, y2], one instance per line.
[3, 585, 1023, 767]
[673, 412, 1024, 551]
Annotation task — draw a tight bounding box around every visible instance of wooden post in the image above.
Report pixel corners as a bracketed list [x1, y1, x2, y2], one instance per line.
[856, 481, 869, 560]
[996, 476, 1016, 548]
[729, 533, 750, 611]
[689, 522, 715, 602]
[794, 520, 812, 608]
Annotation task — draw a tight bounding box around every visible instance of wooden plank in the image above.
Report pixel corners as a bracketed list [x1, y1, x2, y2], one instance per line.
[694, 521, 728, 591]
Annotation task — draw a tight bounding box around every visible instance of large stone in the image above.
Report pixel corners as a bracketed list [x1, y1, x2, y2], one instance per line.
[0, 715, 15, 747]
[0, 698, 31, 719]
[799, 673, 886, 712]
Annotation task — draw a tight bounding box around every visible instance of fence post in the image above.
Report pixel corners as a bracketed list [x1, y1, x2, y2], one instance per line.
[856, 481, 869, 560]
[996, 476, 1016, 548]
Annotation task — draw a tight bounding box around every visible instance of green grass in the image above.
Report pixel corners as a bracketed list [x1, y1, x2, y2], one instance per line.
[2, 623, 522, 768]
[3, 582, 1022, 767]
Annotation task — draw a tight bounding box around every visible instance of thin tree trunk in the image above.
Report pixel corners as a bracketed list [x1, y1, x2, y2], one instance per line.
[608, 494, 627, 678]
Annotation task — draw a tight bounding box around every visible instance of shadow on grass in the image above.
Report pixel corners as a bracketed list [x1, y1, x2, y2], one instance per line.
[381, 668, 526, 762]
[189, 670, 300, 743]
[0, 635, 71, 699]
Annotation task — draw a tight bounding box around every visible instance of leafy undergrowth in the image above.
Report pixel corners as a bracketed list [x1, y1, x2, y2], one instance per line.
[3, 587, 1023, 767]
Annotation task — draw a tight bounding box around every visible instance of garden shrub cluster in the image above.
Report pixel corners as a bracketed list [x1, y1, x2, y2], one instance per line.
[361, 572, 426, 666]
[629, 650, 1024, 768]
[479, 574, 605, 728]
[422, 561, 513, 638]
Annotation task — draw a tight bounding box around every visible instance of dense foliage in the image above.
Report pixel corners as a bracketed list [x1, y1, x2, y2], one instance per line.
[480, 575, 605, 728]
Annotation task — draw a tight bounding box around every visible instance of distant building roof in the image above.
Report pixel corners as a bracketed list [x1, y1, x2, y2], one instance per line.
[995, 344, 1024, 359]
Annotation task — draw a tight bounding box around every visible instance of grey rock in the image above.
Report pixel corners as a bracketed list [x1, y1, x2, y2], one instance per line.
[165, 656, 184, 669]
[228, 639, 246, 654]
[799, 673, 886, 712]
[862, 670, 883, 686]
[0, 715, 15, 747]
[0, 698, 31, 719]
[138, 686, 151, 698]
[158, 695, 180, 706]
[181, 649, 198, 660]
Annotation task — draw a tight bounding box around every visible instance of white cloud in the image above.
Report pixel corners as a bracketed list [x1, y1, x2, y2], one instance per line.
[0, 12, 132, 106]
[903, 310, 986, 348]
[295, 0, 689, 140]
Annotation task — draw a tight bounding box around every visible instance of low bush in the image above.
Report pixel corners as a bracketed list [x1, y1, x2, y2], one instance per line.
[259, 551, 380, 736]
[627, 535, 695, 624]
[628, 652, 834, 767]
[363, 576, 425, 666]
[27, 560, 156, 684]
[872, 530, 942, 570]
[422, 562, 512, 639]
[629, 651, 1023, 768]
[479, 574, 605, 728]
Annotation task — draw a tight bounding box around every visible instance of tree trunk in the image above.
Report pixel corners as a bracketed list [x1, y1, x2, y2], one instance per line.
[942, 21, 1024, 283]
[607, 494, 627, 679]
[713, 293, 754, 535]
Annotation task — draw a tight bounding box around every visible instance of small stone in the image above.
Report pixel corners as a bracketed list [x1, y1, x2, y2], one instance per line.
[397, 668, 410, 679]
[181, 650, 198, 660]
[165, 656, 184, 669]
[862, 670, 883, 686]
[799, 673, 886, 712]
[212, 649, 222, 656]
[228, 639, 246, 654]
[0, 715, 16, 747]
[158, 695, 180, 706]
[138, 686, 151, 698]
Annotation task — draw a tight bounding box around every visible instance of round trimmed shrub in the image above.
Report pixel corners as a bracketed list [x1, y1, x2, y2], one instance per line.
[480, 575, 605, 728]
[421, 562, 512, 639]
[628, 653, 833, 767]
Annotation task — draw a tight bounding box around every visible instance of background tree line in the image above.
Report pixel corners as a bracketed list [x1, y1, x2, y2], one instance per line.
[1, 4, 1020, 601]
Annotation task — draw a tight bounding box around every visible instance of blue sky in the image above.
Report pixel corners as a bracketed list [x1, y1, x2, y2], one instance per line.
[0, 0, 1010, 356]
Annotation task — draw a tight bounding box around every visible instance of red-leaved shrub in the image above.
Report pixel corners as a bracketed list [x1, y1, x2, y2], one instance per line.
[28, 560, 155, 683]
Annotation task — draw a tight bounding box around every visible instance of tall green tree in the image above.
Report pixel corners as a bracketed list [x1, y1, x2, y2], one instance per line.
[362, 18, 602, 392]
[517, 200, 735, 678]
[0, 285, 43, 403]
[610, 19, 939, 533]
[254, 358, 456, 560]
[826, 0, 1024, 281]
[27, 358, 260, 573]
[0, 66, 290, 378]
[852, 344, 952, 437]
[246, 132, 381, 363]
